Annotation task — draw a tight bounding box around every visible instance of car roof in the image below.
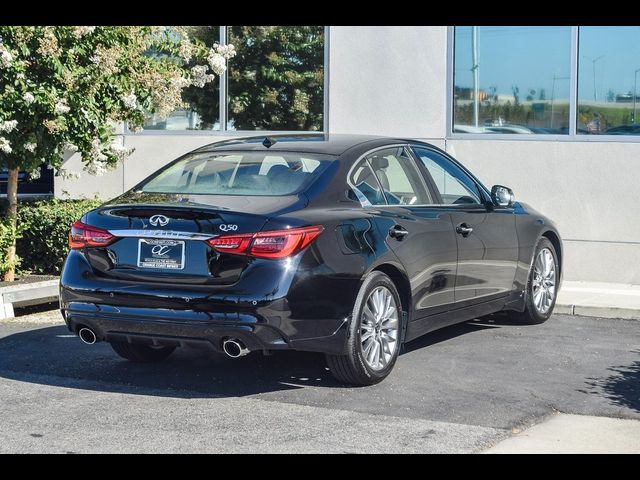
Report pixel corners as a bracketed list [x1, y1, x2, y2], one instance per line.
[192, 133, 423, 156]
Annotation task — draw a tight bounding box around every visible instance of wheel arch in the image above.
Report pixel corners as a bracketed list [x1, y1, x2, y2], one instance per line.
[371, 263, 412, 318]
[541, 230, 562, 279]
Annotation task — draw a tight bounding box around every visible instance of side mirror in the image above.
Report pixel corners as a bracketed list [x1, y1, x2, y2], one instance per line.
[491, 185, 515, 207]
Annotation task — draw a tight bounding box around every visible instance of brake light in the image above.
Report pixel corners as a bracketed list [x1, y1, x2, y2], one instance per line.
[207, 226, 324, 259]
[69, 221, 115, 249]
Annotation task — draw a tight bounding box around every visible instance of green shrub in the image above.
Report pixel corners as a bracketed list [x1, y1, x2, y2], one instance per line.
[16, 198, 103, 276]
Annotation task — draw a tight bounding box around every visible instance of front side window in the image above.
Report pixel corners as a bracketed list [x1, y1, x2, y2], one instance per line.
[578, 26, 640, 135]
[453, 26, 572, 135]
[140, 151, 334, 196]
[413, 147, 482, 205]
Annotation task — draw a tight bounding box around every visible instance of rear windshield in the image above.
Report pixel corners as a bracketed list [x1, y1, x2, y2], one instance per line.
[140, 151, 336, 196]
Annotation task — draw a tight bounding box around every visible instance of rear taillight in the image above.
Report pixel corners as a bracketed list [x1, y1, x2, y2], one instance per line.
[69, 221, 115, 249]
[207, 226, 324, 260]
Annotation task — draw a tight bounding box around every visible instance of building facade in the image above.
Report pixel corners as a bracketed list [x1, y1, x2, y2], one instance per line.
[56, 26, 640, 284]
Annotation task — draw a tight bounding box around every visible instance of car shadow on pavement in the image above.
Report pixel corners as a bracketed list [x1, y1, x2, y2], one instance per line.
[580, 350, 640, 413]
[0, 321, 495, 398]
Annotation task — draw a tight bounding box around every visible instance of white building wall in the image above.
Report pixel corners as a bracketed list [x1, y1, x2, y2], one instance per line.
[55, 25, 640, 284]
[328, 26, 448, 139]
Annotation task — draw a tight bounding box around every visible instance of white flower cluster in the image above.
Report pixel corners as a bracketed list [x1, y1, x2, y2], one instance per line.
[24, 142, 37, 152]
[207, 52, 227, 76]
[0, 137, 11, 154]
[90, 138, 109, 163]
[0, 120, 18, 133]
[122, 92, 138, 110]
[54, 99, 70, 114]
[23, 92, 35, 104]
[0, 44, 13, 68]
[178, 35, 193, 63]
[215, 43, 237, 58]
[190, 65, 215, 88]
[29, 167, 41, 180]
[73, 26, 96, 37]
[206, 44, 236, 76]
[110, 141, 134, 161]
[64, 142, 79, 153]
[86, 161, 109, 176]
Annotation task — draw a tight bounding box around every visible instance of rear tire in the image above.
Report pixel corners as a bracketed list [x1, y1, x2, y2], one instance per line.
[326, 271, 402, 386]
[110, 341, 176, 363]
[510, 237, 559, 325]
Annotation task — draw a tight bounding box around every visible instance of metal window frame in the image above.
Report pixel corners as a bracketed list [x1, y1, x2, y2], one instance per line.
[446, 25, 640, 143]
[126, 25, 329, 136]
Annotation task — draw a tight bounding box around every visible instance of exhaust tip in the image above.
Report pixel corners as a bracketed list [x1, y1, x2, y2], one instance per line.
[78, 327, 97, 345]
[222, 338, 250, 358]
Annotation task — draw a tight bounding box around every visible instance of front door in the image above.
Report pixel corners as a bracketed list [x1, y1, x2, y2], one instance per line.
[411, 146, 519, 304]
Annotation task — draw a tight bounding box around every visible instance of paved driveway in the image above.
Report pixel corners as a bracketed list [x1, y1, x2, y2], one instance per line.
[0, 313, 638, 453]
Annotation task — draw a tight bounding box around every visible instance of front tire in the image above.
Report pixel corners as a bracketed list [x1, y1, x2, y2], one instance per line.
[510, 237, 559, 325]
[110, 341, 176, 363]
[326, 271, 402, 386]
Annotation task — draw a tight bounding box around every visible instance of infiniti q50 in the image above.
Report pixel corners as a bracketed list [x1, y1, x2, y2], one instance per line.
[60, 134, 562, 385]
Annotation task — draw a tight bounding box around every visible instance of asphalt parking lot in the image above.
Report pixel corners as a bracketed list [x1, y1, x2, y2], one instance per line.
[0, 312, 638, 453]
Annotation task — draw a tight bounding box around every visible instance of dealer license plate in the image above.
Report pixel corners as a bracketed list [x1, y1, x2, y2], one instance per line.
[137, 239, 185, 270]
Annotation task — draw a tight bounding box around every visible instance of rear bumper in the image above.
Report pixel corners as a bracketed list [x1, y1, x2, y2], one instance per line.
[62, 301, 349, 355]
[60, 251, 351, 355]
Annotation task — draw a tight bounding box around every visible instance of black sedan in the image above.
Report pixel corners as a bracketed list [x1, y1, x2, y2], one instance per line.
[60, 134, 562, 385]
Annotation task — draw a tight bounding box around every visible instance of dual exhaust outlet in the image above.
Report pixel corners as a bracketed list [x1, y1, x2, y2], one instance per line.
[78, 327, 97, 345]
[222, 338, 250, 358]
[78, 327, 250, 359]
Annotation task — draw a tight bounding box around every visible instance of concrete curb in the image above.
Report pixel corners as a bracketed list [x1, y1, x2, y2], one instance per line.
[555, 303, 640, 320]
[0, 279, 59, 319]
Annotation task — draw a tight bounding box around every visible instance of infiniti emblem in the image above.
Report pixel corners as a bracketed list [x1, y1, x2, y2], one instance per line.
[149, 215, 170, 227]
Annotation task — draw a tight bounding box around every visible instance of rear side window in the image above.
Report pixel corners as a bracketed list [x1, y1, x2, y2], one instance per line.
[140, 151, 335, 196]
[349, 147, 431, 206]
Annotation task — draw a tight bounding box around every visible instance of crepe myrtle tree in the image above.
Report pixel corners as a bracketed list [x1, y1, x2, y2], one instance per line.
[0, 26, 235, 281]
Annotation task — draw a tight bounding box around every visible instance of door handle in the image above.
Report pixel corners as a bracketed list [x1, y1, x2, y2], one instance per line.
[389, 225, 409, 240]
[456, 223, 473, 237]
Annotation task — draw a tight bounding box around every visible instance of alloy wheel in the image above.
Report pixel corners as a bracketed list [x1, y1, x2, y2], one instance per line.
[360, 286, 399, 371]
[532, 247, 556, 314]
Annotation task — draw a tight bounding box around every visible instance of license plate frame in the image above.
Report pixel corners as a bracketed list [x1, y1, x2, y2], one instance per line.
[137, 239, 185, 270]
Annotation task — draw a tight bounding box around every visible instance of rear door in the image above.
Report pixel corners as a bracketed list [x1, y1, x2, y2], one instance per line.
[349, 146, 458, 316]
[411, 146, 518, 304]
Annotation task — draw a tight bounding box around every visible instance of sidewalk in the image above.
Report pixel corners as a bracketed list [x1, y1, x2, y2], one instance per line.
[557, 281, 640, 320]
[484, 414, 640, 454]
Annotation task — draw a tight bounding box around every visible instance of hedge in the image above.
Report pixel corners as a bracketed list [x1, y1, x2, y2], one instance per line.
[13, 198, 103, 276]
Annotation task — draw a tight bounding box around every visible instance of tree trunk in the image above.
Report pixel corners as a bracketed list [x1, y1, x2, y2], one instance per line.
[3, 167, 19, 282]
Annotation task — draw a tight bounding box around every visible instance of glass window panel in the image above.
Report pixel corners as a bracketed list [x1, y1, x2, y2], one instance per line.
[413, 147, 481, 205]
[578, 26, 640, 135]
[228, 26, 324, 131]
[349, 158, 385, 206]
[141, 151, 334, 196]
[365, 148, 432, 206]
[143, 26, 220, 131]
[453, 26, 572, 135]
